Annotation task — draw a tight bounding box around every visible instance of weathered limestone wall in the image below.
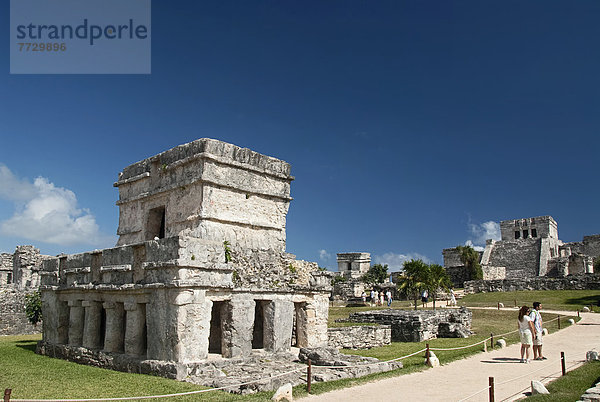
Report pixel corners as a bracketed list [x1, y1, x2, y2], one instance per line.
[327, 325, 391, 349]
[442, 248, 463, 268]
[464, 274, 600, 293]
[500, 216, 558, 241]
[0, 253, 12, 285]
[115, 138, 292, 252]
[488, 238, 541, 278]
[0, 287, 40, 335]
[346, 307, 472, 342]
[583, 235, 600, 260]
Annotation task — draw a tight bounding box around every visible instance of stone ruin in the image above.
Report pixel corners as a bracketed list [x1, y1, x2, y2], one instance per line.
[345, 307, 472, 342]
[444, 216, 599, 286]
[37, 138, 333, 382]
[332, 252, 371, 300]
[0, 245, 50, 335]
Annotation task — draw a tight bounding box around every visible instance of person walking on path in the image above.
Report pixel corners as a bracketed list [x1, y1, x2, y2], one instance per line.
[379, 291, 385, 306]
[449, 288, 457, 306]
[421, 289, 429, 308]
[386, 290, 392, 307]
[530, 301, 546, 360]
[518, 305, 536, 363]
[370, 289, 377, 306]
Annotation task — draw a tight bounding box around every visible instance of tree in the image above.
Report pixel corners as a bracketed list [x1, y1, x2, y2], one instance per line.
[456, 245, 483, 280]
[426, 264, 451, 310]
[361, 264, 389, 287]
[24, 291, 42, 327]
[397, 259, 429, 310]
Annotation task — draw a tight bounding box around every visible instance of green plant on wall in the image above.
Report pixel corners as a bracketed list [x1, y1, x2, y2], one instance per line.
[288, 264, 297, 274]
[232, 270, 241, 285]
[24, 290, 42, 326]
[223, 241, 232, 263]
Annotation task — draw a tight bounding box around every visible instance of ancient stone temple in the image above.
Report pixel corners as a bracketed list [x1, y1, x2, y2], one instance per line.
[444, 216, 599, 286]
[333, 252, 371, 298]
[38, 139, 331, 380]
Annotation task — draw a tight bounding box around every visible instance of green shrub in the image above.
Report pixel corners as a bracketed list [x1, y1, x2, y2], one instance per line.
[24, 291, 42, 326]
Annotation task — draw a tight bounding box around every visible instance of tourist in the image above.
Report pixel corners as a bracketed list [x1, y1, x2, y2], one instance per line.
[386, 289, 392, 307]
[530, 302, 546, 360]
[361, 291, 367, 304]
[518, 305, 536, 363]
[379, 291, 385, 306]
[421, 289, 429, 308]
[449, 288, 457, 306]
[370, 289, 377, 306]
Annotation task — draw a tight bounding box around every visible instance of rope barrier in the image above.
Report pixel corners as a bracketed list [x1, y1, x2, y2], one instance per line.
[9, 312, 577, 401]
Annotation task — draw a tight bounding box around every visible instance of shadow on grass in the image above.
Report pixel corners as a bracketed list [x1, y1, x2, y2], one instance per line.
[15, 341, 38, 353]
[565, 295, 600, 307]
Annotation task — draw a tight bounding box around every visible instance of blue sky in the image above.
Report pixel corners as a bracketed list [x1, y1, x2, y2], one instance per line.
[1, 1, 599, 271]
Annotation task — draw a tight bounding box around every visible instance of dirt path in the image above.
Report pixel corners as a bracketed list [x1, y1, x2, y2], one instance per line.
[301, 311, 599, 402]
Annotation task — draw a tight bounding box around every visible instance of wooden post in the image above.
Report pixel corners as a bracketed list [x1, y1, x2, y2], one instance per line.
[490, 333, 494, 350]
[578, 310, 580, 318]
[497, 302, 500, 310]
[561, 352, 566, 376]
[3, 389, 11, 402]
[307, 359, 312, 393]
[514, 299, 517, 308]
[557, 315, 561, 329]
[488, 377, 495, 402]
[426, 343, 430, 365]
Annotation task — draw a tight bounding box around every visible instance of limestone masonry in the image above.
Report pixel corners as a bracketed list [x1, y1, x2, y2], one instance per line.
[38, 139, 332, 380]
[0, 245, 50, 335]
[444, 216, 599, 286]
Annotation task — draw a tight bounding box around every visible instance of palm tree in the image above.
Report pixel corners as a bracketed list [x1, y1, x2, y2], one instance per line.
[427, 264, 451, 310]
[398, 259, 429, 310]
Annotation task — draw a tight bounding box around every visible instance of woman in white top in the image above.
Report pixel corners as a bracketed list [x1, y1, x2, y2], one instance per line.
[518, 306, 536, 363]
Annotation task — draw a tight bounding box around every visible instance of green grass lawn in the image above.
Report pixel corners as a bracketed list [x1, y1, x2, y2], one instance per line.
[0, 335, 271, 401]
[526, 360, 600, 401]
[460, 289, 600, 312]
[1, 289, 592, 400]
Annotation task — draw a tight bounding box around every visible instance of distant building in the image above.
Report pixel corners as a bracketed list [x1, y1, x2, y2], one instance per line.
[443, 216, 599, 286]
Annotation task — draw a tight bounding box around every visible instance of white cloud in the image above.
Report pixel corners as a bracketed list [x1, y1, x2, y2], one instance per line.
[0, 164, 36, 201]
[0, 165, 113, 247]
[466, 220, 501, 248]
[373, 252, 432, 271]
[465, 240, 485, 252]
[318, 249, 331, 261]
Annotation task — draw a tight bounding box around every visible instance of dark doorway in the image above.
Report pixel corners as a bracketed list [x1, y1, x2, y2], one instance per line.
[146, 206, 166, 240]
[209, 301, 225, 354]
[99, 307, 106, 349]
[252, 301, 266, 349]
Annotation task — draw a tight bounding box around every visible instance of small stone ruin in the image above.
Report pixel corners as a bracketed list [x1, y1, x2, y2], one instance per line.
[38, 139, 333, 383]
[345, 307, 472, 342]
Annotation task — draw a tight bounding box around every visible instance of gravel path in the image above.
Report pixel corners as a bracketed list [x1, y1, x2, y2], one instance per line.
[301, 310, 598, 402]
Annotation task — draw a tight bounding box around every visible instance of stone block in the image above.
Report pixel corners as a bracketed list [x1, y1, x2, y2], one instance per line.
[425, 351, 439, 367]
[531, 380, 549, 395]
[272, 383, 293, 402]
[586, 350, 599, 361]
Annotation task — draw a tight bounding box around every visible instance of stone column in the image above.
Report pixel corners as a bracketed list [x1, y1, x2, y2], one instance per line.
[103, 302, 124, 353]
[68, 300, 84, 347]
[82, 300, 103, 349]
[263, 300, 294, 353]
[222, 298, 255, 358]
[124, 302, 146, 357]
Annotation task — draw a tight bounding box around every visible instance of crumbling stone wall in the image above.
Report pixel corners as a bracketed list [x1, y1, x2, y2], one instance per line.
[488, 239, 541, 278]
[346, 307, 472, 342]
[0, 287, 40, 335]
[0, 253, 12, 285]
[464, 274, 600, 293]
[327, 325, 391, 349]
